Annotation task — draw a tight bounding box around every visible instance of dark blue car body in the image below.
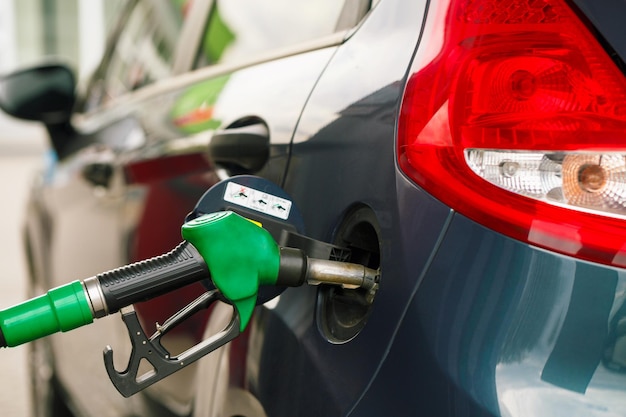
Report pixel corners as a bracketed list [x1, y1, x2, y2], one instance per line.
[3, 0, 626, 416]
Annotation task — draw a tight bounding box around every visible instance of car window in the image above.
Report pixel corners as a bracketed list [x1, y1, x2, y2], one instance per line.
[82, 0, 188, 112]
[195, 0, 357, 67]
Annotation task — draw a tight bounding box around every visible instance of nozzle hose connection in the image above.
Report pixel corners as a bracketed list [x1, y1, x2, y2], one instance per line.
[0, 280, 93, 348]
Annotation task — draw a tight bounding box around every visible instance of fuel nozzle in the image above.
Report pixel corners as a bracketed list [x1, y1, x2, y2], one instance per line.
[0, 211, 379, 349]
[0, 211, 274, 347]
[0, 210, 380, 396]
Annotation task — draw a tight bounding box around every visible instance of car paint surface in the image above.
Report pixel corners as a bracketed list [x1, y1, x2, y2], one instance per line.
[350, 211, 626, 416]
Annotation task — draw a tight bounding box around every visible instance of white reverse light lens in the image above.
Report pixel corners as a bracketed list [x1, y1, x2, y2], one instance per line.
[465, 150, 626, 218]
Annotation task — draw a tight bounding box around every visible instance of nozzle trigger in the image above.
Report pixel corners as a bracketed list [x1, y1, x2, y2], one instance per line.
[103, 290, 240, 397]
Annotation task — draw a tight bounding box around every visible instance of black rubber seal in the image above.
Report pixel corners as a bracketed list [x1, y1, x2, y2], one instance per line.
[276, 247, 307, 287]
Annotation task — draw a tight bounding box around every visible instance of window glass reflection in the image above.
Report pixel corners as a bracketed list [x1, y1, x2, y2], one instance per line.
[196, 0, 346, 67]
[85, 0, 187, 110]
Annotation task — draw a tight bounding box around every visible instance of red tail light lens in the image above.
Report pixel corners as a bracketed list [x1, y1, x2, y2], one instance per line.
[398, 0, 626, 267]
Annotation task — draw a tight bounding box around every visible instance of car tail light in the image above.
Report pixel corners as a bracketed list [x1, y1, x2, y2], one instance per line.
[397, 0, 626, 267]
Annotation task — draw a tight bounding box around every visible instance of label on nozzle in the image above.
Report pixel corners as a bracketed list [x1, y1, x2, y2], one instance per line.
[224, 182, 292, 220]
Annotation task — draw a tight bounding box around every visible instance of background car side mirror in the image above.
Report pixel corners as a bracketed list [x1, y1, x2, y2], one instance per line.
[0, 63, 76, 124]
[0, 63, 81, 159]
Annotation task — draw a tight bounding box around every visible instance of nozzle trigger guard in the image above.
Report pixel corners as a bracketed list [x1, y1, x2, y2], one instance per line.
[103, 290, 240, 397]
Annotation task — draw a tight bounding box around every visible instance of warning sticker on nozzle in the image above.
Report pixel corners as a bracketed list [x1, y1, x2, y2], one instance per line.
[224, 182, 292, 220]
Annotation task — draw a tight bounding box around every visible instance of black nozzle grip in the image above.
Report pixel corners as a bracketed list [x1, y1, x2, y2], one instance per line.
[98, 241, 210, 314]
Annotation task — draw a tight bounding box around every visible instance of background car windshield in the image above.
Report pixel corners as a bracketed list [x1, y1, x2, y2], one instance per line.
[82, 0, 187, 111]
[196, 0, 346, 67]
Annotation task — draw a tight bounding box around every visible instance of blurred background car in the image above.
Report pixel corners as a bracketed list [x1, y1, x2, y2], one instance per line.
[0, 112, 46, 417]
[0, 2, 122, 415]
[2, 0, 626, 416]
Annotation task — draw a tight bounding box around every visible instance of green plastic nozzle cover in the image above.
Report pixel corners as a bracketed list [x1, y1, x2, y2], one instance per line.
[181, 211, 280, 331]
[0, 281, 93, 347]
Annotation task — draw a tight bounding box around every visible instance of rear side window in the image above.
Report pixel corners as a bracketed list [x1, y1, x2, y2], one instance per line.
[82, 0, 187, 111]
[196, 0, 362, 67]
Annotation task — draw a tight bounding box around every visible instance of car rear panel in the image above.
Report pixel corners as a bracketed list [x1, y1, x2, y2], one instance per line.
[350, 206, 626, 416]
[349, 0, 626, 415]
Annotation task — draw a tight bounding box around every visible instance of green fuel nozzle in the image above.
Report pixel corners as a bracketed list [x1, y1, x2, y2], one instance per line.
[0, 211, 379, 350]
[0, 210, 379, 396]
[0, 211, 274, 347]
[181, 211, 280, 331]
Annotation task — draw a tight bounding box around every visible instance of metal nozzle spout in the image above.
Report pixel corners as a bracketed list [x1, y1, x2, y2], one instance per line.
[305, 258, 379, 291]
